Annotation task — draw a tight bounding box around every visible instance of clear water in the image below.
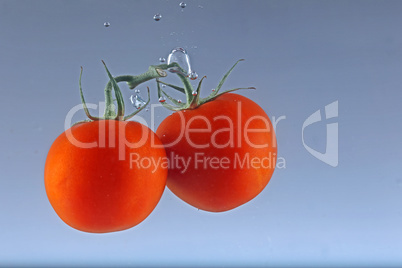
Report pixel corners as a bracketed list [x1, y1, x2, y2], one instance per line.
[1, 1, 402, 268]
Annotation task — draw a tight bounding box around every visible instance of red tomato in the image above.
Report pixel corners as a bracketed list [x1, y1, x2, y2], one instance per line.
[156, 93, 277, 212]
[45, 120, 167, 233]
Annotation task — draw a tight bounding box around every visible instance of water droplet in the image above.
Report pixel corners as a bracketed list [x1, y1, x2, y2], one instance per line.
[134, 89, 140, 93]
[167, 47, 192, 76]
[179, 2, 186, 8]
[153, 13, 162, 21]
[192, 91, 197, 96]
[159, 96, 166, 103]
[189, 71, 198, 80]
[159, 57, 166, 63]
[130, 94, 146, 110]
[104, 22, 110, 27]
[178, 99, 182, 103]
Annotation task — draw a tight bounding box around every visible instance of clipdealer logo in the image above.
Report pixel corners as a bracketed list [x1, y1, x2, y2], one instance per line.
[302, 101, 339, 167]
[63, 100, 339, 168]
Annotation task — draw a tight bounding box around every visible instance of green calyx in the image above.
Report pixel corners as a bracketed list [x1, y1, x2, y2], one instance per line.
[155, 59, 255, 111]
[74, 59, 254, 126]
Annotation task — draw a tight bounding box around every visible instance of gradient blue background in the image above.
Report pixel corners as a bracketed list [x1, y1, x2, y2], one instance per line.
[1, 0, 402, 267]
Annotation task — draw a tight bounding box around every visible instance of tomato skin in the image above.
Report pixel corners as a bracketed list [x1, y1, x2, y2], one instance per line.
[156, 93, 277, 212]
[45, 120, 167, 233]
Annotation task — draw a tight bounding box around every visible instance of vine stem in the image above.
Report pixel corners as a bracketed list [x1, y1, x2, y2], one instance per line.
[155, 59, 255, 111]
[103, 64, 168, 119]
[77, 59, 252, 124]
[79, 62, 169, 122]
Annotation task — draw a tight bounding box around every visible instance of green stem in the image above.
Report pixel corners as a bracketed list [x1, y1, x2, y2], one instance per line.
[103, 76, 130, 119]
[77, 62, 169, 125]
[178, 73, 194, 104]
[78, 59, 248, 125]
[154, 62, 195, 104]
[79, 67, 100, 120]
[127, 66, 167, 89]
[102, 65, 168, 119]
[155, 59, 252, 111]
[189, 76, 206, 109]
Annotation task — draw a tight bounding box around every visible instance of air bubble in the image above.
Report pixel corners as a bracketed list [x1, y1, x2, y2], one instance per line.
[153, 13, 162, 21]
[178, 99, 182, 103]
[161, 84, 166, 88]
[134, 89, 140, 93]
[189, 71, 198, 80]
[159, 96, 166, 103]
[212, 88, 216, 92]
[104, 22, 110, 27]
[159, 57, 166, 63]
[130, 94, 146, 110]
[179, 2, 186, 8]
[192, 91, 197, 96]
[167, 47, 192, 76]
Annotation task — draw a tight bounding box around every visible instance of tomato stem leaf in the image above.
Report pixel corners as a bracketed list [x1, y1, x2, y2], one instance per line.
[157, 80, 186, 94]
[213, 59, 245, 96]
[153, 59, 253, 111]
[156, 79, 186, 111]
[79, 67, 100, 121]
[102, 61, 125, 119]
[189, 76, 206, 109]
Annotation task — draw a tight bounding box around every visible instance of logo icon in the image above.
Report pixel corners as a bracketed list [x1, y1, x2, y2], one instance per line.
[302, 101, 338, 167]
